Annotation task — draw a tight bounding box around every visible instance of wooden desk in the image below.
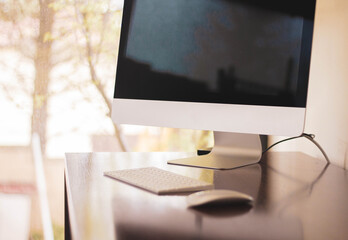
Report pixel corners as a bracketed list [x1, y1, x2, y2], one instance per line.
[65, 152, 348, 240]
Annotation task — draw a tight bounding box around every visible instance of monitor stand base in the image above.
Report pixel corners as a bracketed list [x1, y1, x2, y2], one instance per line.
[168, 132, 262, 170]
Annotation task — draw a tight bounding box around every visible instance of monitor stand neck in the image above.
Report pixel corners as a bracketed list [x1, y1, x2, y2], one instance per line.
[168, 132, 262, 170]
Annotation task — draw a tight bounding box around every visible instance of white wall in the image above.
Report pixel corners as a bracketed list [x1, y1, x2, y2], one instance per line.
[270, 0, 348, 169]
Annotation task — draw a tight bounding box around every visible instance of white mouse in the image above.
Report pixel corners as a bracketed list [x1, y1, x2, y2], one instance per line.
[187, 189, 253, 208]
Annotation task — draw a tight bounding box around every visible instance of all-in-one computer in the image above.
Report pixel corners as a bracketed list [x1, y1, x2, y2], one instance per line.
[112, 0, 316, 170]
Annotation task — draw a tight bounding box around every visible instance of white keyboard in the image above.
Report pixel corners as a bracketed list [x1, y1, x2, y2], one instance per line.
[104, 167, 213, 195]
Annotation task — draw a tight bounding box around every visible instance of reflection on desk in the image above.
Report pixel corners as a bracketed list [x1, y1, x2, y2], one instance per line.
[113, 195, 301, 240]
[65, 152, 348, 240]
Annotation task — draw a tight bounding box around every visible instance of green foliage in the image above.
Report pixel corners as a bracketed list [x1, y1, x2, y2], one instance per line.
[53, 223, 64, 240]
[31, 231, 44, 240]
[30, 223, 64, 240]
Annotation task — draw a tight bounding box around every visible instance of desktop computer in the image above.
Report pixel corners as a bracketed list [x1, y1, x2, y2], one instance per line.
[112, 0, 316, 169]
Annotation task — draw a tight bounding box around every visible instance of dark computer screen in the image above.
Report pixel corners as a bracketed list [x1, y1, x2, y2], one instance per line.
[115, 0, 316, 107]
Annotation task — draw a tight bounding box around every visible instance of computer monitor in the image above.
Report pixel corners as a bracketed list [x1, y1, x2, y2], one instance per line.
[112, 0, 316, 169]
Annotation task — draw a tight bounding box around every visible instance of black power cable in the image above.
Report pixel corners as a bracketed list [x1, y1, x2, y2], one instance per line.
[263, 133, 330, 163]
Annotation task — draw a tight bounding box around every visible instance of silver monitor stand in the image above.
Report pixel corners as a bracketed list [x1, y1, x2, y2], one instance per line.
[168, 132, 262, 170]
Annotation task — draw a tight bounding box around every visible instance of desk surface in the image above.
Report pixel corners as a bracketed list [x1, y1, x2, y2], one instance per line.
[65, 152, 348, 240]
